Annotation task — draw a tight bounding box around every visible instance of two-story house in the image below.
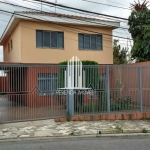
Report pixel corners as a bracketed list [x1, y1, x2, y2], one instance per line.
[0, 11, 120, 64]
[0, 11, 120, 108]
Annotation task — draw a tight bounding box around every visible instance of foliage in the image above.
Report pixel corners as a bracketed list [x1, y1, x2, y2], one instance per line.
[128, 0, 150, 62]
[58, 60, 99, 89]
[130, 0, 149, 11]
[142, 128, 148, 133]
[110, 96, 137, 111]
[115, 125, 123, 132]
[113, 39, 128, 64]
[66, 112, 71, 121]
[83, 102, 107, 113]
[75, 95, 136, 113]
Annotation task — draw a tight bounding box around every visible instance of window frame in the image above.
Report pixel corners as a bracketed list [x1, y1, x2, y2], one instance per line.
[38, 73, 58, 96]
[36, 30, 64, 49]
[10, 39, 13, 50]
[78, 33, 103, 51]
[8, 43, 10, 53]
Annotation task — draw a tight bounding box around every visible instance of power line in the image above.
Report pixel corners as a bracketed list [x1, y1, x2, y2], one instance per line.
[0, 16, 121, 49]
[30, 0, 140, 23]
[18, 0, 55, 11]
[105, 0, 129, 7]
[0, 0, 42, 11]
[0, 0, 130, 30]
[51, 6, 129, 29]
[82, 0, 130, 10]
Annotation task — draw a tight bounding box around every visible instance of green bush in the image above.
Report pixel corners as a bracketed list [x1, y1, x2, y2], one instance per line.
[74, 96, 136, 113]
[83, 103, 107, 112]
[58, 60, 99, 89]
[110, 96, 137, 111]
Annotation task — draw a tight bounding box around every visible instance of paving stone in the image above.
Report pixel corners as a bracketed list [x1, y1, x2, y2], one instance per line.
[4, 132, 13, 136]
[21, 126, 36, 130]
[88, 129, 99, 135]
[49, 129, 59, 134]
[111, 126, 116, 129]
[2, 129, 8, 132]
[9, 127, 18, 131]
[25, 130, 35, 134]
[34, 130, 53, 137]
[56, 126, 64, 130]
[0, 131, 3, 136]
[76, 126, 86, 130]
[73, 130, 82, 136]
[20, 135, 30, 138]
[62, 132, 71, 136]
[4, 132, 17, 138]
[12, 131, 25, 136]
[0, 136, 6, 139]
[59, 130, 68, 134]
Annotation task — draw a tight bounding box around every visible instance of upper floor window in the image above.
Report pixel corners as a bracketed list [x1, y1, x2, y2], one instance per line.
[36, 30, 64, 49]
[79, 33, 102, 50]
[8, 43, 10, 53]
[11, 39, 13, 50]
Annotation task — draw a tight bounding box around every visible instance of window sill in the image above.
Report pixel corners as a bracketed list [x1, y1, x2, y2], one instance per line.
[79, 49, 103, 51]
[36, 47, 64, 50]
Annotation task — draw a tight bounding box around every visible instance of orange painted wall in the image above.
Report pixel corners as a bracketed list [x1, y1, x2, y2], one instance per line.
[3, 20, 113, 64]
[3, 25, 21, 62]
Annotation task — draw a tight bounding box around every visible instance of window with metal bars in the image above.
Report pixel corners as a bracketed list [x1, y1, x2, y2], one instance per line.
[79, 33, 102, 50]
[36, 30, 64, 49]
[38, 73, 58, 96]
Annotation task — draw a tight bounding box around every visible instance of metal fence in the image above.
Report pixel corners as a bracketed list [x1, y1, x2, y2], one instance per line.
[0, 64, 150, 123]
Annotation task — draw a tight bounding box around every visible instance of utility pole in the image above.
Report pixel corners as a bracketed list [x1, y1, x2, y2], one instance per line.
[127, 36, 130, 63]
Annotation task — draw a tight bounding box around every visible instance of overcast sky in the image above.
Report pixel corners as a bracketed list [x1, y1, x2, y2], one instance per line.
[0, 0, 142, 62]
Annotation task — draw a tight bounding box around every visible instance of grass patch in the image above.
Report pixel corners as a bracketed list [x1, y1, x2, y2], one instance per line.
[115, 125, 123, 132]
[142, 128, 148, 133]
[66, 112, 71, 121]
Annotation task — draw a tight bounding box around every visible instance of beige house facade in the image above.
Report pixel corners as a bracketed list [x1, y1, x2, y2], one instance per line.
[0, 12, 120, 64]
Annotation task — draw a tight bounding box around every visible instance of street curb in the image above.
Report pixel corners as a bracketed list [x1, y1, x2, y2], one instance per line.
[0, 133, 150, 143]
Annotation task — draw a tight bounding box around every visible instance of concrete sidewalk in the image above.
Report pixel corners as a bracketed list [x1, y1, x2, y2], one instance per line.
[0, 119, 150, 140]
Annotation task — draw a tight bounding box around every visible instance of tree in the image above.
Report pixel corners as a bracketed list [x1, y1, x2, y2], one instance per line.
[113, 39, 128, 64]
[128, 0, 150, 62]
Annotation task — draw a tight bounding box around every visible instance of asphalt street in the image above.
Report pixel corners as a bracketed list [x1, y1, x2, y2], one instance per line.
[0, 136, 150, 150]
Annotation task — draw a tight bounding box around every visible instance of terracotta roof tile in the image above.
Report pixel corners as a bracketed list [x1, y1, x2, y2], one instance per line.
[16, 11, 101, 21]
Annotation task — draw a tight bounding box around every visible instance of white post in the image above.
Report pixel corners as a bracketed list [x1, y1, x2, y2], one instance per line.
[75, 56, 77, 88]
[64, 70, 66, 88]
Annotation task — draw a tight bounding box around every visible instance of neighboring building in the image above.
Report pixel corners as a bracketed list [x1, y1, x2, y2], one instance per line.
[0, 11, 120, 107]
[0, 11, 120, 64]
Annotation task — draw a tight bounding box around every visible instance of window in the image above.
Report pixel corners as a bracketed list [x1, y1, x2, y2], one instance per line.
[38, 73, 57, 96]
[11, 39, 13, 50]
[8, 43, 10, 53]
[36, 30, 64, 49]
[79, 34, 102, 50]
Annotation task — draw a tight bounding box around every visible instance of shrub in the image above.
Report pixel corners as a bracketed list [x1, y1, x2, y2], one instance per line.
[110, 96, 137, 111]
[74, 95, 136, 113]
[58, 60, 99, 89]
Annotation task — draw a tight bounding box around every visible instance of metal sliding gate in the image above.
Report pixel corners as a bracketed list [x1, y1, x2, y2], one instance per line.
[0, 64, 150, 123]
[0, 64, 67, 123]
